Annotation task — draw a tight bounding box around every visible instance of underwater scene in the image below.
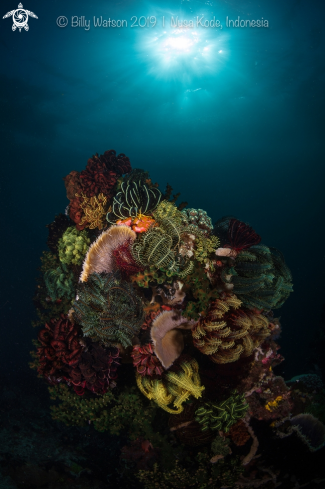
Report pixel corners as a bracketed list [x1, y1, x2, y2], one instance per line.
[1, 0, 325, 488]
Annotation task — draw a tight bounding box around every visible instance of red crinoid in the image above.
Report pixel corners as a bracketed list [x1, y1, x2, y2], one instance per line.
[68, 342, 120, 396]
[68, 195, 85, 230]
[227, 218, 261, 253]
[79, 150, 131, 198]
[112, 239, 144, 279]
[131, 343, 164, 376]
[37, 315, 84, 384]
[63, 170, 82, 200]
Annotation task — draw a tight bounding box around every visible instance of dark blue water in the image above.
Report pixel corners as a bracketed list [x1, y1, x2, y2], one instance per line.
[1, 0, 325, 486]
[2, 0, 324, 379]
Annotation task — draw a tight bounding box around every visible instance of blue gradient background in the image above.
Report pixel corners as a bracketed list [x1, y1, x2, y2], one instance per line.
[1, 0, 324, 380]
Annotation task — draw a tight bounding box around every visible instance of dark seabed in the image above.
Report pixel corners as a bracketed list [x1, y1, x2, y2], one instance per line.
[1, 0, 325, 487]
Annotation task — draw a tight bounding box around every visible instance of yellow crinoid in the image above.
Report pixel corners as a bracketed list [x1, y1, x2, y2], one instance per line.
[265, 396, 283, 412]
[192, 293, 271, 364]
[76, 192, 108, 230]
[136, 358, 204, 414]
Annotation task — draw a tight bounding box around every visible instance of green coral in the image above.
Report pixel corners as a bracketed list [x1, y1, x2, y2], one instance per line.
[108, 388, 157, 439]
[73, 271, 144, 347]
[32, 252, 72, 327]
[40, 250, 59, 272]
[131, 262, 194, 289]
[194, 234, 220, 267]
[211, 436, 231, 457]
[43, 262, 75, 301]
[131, 265, 175, 288]
[49, 384, 156, 439]
[49, 383, 115, 430]
[195, 391, 248, 433]
[183, 262, 219, 320]
[137, 453, 244, 489]
[225, 244, 293, 311]
[153, 200, 184, 223]
[58, 226, 90, 265]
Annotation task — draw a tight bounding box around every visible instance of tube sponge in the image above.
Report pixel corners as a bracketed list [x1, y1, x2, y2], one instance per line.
[151, 310, 197, 369]
[58, 226, 90, 266]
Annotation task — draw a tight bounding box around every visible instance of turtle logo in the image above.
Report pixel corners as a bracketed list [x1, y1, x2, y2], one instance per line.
[3, 3, 38, 32]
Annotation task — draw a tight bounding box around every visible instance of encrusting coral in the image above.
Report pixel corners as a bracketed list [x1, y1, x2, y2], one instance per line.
[30, 147, 306, 486]
[181, 208, 214, 236]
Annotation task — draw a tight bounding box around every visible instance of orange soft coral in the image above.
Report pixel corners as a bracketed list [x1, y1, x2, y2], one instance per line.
[117, 215, 157, 233]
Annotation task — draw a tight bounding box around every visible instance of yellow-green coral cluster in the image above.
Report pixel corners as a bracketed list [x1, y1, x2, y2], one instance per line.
[49, 384, 156, 439]
[137, 454, 244, 489]
[58, 226, 90, 265]
[194, 233, 220, 266]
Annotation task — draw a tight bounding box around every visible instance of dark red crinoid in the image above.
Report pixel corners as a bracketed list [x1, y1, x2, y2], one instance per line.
[37, 315, 84, 384]
[227, 218, 261, 252]
[68, 342, 120, 396]
[131, 343, 164, 376]
[79, 150, 131, 198]
[112, 239, 144, 279]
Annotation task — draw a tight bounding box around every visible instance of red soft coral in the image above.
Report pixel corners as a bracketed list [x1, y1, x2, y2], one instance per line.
[68, 195, 85, 230]
[63, 171, 82, 200]
[79, 149, 131, 198]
